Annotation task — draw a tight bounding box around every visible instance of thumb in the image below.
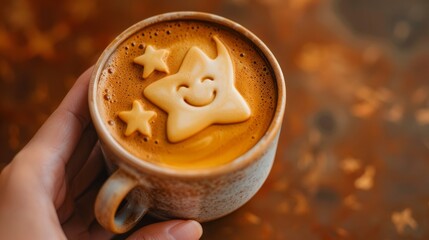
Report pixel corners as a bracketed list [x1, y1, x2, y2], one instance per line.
[126, 220, 203, 240]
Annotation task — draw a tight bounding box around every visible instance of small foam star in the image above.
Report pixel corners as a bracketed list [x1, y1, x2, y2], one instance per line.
[134, 45, 170, 78]
[118, 100, 156, 137]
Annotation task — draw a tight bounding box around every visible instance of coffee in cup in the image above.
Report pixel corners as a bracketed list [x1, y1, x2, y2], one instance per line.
[90, 11, 285, 233]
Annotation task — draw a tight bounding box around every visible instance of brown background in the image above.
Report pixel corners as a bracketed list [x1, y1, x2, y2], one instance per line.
[1, 0, 429, 239]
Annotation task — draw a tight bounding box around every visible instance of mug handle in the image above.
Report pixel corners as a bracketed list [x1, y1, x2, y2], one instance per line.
[95, 168, 149, 233]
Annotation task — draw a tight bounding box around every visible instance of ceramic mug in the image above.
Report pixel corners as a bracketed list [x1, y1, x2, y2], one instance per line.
[89, 11, 286, 234]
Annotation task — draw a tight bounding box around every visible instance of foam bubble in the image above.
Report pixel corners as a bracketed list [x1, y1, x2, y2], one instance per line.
[104, 94, 111, 101]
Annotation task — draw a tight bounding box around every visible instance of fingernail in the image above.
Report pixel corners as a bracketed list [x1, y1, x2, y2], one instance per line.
[168, 220, 203, 240]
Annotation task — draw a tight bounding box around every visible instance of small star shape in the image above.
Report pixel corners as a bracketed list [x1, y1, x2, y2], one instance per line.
[134, 45, 170, 78]
[118, 100, 156, 137]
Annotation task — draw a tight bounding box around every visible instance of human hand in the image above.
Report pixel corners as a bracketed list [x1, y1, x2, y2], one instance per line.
[0, 67, 203, 240]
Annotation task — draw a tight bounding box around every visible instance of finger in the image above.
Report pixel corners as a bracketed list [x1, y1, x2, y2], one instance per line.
[58, 144, 105, 224]
[62, 173, 105, 239]
[126, 220, 203, 240]
[22, 66, 94, 168]
[57, 190, 74, 224]
[60, 141, 105, 230]
[65, 123, 98, 184]
[69, 142, 105, 199]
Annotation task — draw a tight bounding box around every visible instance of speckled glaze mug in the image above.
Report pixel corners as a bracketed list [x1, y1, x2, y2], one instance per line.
[89, 12, 286, 234]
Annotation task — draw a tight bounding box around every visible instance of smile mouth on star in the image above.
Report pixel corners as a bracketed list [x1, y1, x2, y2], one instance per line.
[179, 87, 217, 107]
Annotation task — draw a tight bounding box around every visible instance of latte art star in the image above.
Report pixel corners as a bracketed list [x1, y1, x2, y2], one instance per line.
[118, 100, 156, 137]
[134, 45, 170, 78]
[144, 36, 251, 142]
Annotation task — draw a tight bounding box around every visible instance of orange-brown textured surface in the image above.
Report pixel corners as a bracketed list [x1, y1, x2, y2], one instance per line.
[1, 0, 429, 239]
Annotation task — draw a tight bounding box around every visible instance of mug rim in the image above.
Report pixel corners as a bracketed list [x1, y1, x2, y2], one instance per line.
[89, 11, 286, 178]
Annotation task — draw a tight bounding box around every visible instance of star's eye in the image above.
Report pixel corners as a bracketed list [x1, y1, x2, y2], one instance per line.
[177, 84, 189, 91]
[201, 76, 214, 82]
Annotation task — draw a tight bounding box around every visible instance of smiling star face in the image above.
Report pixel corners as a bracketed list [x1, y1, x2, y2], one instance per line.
[144, 36, 251, 143]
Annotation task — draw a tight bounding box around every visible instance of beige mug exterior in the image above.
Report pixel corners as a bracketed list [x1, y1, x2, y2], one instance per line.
[89, 11, 286, 234]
